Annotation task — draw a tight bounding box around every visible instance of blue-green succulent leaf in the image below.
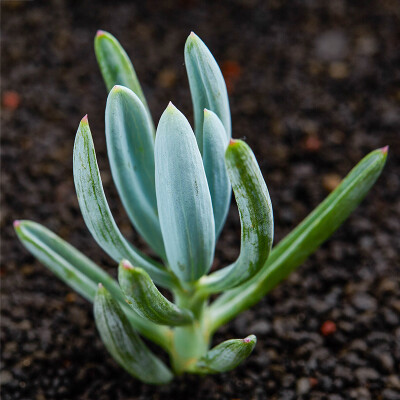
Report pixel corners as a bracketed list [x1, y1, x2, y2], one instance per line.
[73, 116, 176, 289]
[13, 220, 171, 349]
[119, 260, 194, 326]
[199, 139, 273, 293]
[94, 30, 151, 117]
[106, 86, 165, 258]
[209, 147, 388, 332]
[94, 285, 173, 384]
[191, 335, 257, 374]
[155, 103, 215, 282]
[185, 32, 231, 151]
[202, 109, 231, 237]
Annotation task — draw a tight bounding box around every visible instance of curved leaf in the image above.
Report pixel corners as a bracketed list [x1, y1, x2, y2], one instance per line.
[13, 220, 171, 349]
[94, 285, 173, 384]
[155, 103, 215, 282]
[199, 139, 273, 293]
[106, 86, 165, 258]
[119, 260, 193, 326]
[73, 116, 176, 289]
[185, 32, 231, 151]
[202, 109, 231, 238]
[209, 147, 389, 332]
[191, 335, 256, 374]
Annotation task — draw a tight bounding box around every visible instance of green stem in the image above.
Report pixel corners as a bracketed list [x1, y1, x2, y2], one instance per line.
[169, 287, 211, 374]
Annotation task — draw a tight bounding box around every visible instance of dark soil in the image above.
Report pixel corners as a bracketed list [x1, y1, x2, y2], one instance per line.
[1, 1, 399, 399]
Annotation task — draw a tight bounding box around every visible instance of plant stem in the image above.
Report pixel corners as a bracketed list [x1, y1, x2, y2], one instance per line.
[169, 287, 210, 374]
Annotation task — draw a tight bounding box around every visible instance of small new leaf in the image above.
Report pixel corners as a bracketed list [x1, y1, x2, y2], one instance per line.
[192, 335, 257, 374]
[119, 260, 194, 326]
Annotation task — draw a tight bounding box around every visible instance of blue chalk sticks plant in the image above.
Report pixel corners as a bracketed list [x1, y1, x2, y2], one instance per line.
[14, 30, 388, 384]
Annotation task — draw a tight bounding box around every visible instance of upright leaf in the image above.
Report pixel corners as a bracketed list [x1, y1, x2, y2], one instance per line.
[13, 220, 171, 349]
[155, 103, 215, 282]
[199, 139, 273, 294]
[119, 260, 193, 326]
[94, 285, 173, 384]
[185, 32, 231, 151]
[106, 86, 165, 258]
[191, 335, 256, 374]
[94, 30, 150, 115]
[73, 116, 176, 289]
[202, 109, 231, 237]
[209, 147, 389, 332]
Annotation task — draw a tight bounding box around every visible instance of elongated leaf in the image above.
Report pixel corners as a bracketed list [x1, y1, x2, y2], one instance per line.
[106, 86, 165, 258]
[191, 335, 256, 374]
[13, 220, 171, 349]
[199, 140, 273, 293]
[185, 32, 231, 151]
[203, 109, 231, 237]
[94, 30, 150, 116]
[119, 260, 193, 326]
[209, 147, 388, 332]
[73, 116, 176, 289]
[94, 285, 173, 384]
[155, 103, 215, 282]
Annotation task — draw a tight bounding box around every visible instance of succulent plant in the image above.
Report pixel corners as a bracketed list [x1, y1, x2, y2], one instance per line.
[14, 30, 388, 384]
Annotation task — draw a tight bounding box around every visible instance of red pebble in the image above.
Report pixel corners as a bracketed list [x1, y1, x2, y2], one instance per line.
[309, 377, 318, 387]
[2, 91, 21, 110]
[320, 320, 337, 336]
[303, 136, 321, 152]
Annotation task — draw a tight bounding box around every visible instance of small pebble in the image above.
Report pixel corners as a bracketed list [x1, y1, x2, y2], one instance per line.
[296, 377, 311, 395]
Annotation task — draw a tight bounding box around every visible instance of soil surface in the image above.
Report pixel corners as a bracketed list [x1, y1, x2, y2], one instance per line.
[1, 1, 399, 399]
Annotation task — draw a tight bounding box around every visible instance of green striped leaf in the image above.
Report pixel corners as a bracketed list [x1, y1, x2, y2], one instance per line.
[209, 147, 389, 332]
[94, 30, 150, 116]
[106, 86, 165, 258]
[94, 285, 173, 384]
[119, 260, 193, 326]
[192, 335, 256, 374]
[13, 220, 171, 349]
[202, 109, 231, 238]
[73, 116, 176, 289]
[155, 103, 215, 282]
[185, 32, 231, 151]
[199, 139, 273, 293]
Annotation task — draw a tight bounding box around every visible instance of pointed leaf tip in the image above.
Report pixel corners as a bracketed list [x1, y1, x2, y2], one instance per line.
[380, 145, 389, 154]
[96, 30, 106, 37]
[121, 260, 133, 270]
[81, 114, 88, 124]
[229, 138, 237, 146]
[13, 220, 21, 229]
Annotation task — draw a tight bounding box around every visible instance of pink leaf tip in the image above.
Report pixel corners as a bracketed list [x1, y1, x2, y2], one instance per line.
[229, 138, 237, 146]
[98, 283, 103, 289]
[380, 145, 389, 154]
[13, 220, 21, 229]
[81, 114, 88, 124]
[96, 30, 106, 38]
[122, 260, 133, 270]
[243, 337, 252, 343]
